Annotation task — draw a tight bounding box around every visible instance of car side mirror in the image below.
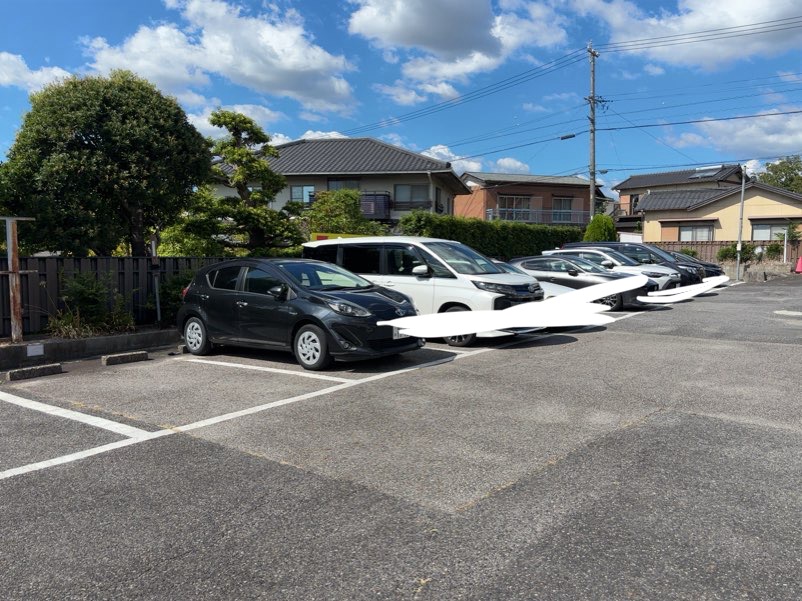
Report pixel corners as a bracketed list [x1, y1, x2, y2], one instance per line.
[600, 260, 614, 268]
[411, 264, 431, 277]
[567, 269, 579, 276]
[268, 284, 287, 300]
[639, 258, 651, 264]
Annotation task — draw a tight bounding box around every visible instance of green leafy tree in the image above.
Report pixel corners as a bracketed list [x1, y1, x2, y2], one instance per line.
[188, 109, 303, 255]
[301, 189, 387, 238]
[1, 70, 210, 256]
[757, 155, 802, 194]
[583, 214, 617, 242]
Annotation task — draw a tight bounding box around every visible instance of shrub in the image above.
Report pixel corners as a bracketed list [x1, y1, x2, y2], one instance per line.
[154, 271, 196, 328]
[679, 247, 698, 258]
[764, 242, 784, 260]
[48, 272, 134, 338]
[397, 211, 583, 259]
[717, 242, 756, 262]
[583, 214, 617, 242]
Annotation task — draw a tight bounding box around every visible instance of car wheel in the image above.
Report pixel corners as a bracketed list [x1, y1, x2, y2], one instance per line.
[595, 293, 623, 311]
[442, 306, 476, 347]
[184, 316, 211, 355]
[294, 324, 333, 370]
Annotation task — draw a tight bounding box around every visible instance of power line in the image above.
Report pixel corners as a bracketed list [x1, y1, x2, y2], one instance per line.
[342, 50, 586, 135]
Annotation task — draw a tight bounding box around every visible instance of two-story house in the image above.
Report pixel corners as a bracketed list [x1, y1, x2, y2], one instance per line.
[614, 164, 802, 244]
[262, 138, 468, 222]
[453, 172, 607, 226]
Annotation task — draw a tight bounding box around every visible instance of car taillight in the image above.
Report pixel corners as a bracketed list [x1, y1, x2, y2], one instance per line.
[181, 286, 190, 299]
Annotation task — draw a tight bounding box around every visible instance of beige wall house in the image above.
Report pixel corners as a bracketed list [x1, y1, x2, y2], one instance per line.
[213, 138, 468, 223]
[637, 181, 802, 242]
[454, 173, 604, 226]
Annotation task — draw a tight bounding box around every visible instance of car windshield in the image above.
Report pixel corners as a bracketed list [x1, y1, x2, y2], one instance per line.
[567, 256, 611, 274]
[493, 260, 527, 275]
[423, 241, 504, 275]
[644, 245, 679, 262]
[602, 249, 639, 266]
[277, 261, 374, 290]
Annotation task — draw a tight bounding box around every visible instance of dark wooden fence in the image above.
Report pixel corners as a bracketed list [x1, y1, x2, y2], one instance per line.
[0, 256, 225, 337]
[653, 240, 800, 263]
[651, 241, 733, 262]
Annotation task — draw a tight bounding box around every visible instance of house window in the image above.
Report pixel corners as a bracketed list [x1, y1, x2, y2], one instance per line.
[552, 197, 573, 223]
[394, 184, 431, 210]
[679, 225, 713, 241]
[630, 194, 640, 212]
[291, 185, 315, 204]
[752, 223, 789, 241]
[328, 179, 360, 191]
[498, 195, 531, 221]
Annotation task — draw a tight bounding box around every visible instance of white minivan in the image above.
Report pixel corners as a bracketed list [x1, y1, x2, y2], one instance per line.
[302, 236, 543, 346]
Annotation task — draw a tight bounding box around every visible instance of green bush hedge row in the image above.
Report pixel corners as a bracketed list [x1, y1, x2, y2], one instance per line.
[398, 212, 583, 260]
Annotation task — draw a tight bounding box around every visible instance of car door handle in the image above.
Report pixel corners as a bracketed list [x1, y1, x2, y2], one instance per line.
[235, 301, 248, 307]
[199, 294, 209, 300]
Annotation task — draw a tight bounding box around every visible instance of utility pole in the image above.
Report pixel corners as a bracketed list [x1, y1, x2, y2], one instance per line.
[587, 43, 600, 223]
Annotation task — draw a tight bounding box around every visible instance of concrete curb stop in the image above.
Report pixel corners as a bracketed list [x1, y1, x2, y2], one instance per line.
[6, 363, 63, 382]
[101, 351, 149, 366]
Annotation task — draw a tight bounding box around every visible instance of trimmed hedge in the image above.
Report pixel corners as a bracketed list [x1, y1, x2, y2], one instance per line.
[398, 211, 583, 260]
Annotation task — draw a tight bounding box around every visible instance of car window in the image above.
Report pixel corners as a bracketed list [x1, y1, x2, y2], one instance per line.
[341, 244, 381, 274]
[207, 265, 242, 290]
[416, 248, 456, 278]
[243, 268, 283, 295]
[385, 245, 424, 276]
[576, 252, 605, 266]
[423, 241, 503, 275]
[304, 244, 338, 264]
[278, 261, 373, 290]
[522, 258, 549, 270]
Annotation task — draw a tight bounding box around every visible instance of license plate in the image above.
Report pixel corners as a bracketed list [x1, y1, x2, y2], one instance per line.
[392, 327, 409, 339]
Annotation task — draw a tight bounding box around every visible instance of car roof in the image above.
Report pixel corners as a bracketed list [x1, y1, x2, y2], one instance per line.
[303, 236, 457, 247]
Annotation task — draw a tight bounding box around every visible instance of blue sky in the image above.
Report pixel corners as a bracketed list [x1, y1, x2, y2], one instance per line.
[2, 0, 802, 196]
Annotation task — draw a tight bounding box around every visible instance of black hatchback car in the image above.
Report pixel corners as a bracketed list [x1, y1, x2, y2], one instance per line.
[177, 258, 423, 370]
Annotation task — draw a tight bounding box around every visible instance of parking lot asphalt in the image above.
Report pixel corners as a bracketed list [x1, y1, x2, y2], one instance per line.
[1, 277, 802, 599]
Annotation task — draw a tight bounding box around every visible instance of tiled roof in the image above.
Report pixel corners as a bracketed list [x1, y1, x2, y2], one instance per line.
[462, 172, 592, 187]
[636, 181, 802, 212]
[267, 138, 453, 174]
[614, 164, 742, 190]
[637, 189, 725, 211]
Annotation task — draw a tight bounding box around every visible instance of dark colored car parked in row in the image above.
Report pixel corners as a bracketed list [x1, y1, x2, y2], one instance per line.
[667, 251, 725, 278]
[177, 258, 424, 370]
[561, 241, 705, 285]
[508, 255, 657, 311]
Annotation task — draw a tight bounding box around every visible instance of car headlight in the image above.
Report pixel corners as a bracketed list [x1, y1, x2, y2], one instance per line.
[473, 280, 516, 295]
[679, 265, 697, 273]
[643, 271, 666, 278]
[325, 300, 372, 317]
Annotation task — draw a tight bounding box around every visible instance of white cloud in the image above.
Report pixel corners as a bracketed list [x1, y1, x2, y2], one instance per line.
[348, 0, 569, 104]
[523, 102, 547, 112]
[744, 159, 765, 176]
[571, 0, 802, 70]
[0, 52, 71, 91]
[83, 0, 355, 114]
[300, 130, 348, 139]
[692, 107, 802, 155]
[348, 0, 500, 59]
[543, 92, 580, 103]
[644, 64, 665, 76]
[779, 71, 802, 83]
[373, 82, 427, 105]
[663, 132, 707, 148]
[491, 157, 530, 173]
[421, 144, 483, 175]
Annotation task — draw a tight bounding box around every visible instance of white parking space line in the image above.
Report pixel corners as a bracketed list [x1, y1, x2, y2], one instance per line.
[0, 390, 150, 438]
[0, 353, 464, 481]
[186, 358, 353, 382]
[0, 431, 170, 481]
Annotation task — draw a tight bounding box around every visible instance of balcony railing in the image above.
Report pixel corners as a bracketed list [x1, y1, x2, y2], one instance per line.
[495, 208, 590, 225]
